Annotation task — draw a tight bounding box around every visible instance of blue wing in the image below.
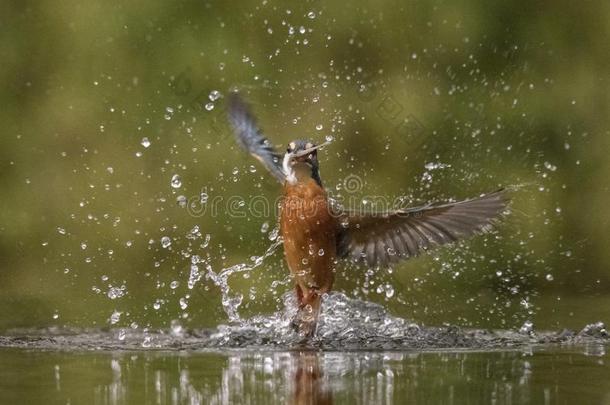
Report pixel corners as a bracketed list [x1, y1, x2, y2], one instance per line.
[227, 94, 285, 183]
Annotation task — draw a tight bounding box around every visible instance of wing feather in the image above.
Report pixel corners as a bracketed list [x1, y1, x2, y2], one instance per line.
[336, 189, 509, 267]
[227, 94, 285, 183]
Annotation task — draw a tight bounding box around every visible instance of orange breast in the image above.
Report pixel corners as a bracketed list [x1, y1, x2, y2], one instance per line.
[280, 179, 337, 295]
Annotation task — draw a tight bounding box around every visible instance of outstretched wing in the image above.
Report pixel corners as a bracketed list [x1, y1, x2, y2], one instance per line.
[227, 94, 285, 183]
[335, 189, 509, 267]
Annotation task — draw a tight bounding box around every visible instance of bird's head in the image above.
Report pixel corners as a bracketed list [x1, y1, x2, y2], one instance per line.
[282, 140, 329, 186]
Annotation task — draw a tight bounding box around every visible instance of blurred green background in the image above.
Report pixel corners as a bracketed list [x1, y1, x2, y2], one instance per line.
[1, 0, 609, 332]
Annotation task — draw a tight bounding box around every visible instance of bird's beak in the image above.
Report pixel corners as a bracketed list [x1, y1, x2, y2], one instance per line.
[294, 140, 331, 158]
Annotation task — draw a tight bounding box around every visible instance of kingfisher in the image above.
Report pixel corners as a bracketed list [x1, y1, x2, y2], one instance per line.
[227, 94, 509, 336]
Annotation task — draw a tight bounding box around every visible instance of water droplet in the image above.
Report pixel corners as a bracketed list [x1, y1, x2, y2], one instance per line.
[260, 221, 270, 233]
[424, 162, 451, 170]
[140, 137, 151, 148]
[141, 336, 152, 348]
[188, 264, 201, 289]
[117, 329, 126, 341]
[170, 174, 182, 189]
[107, 285, 126, 300]
[176, 195, 187, 208]
[519, 320, 534, 334]
[307, 11, 316, 19]
[164, 106, 174, 120]
[160, 236, 172, 248]
[109, 310, 122, 325]
[205, 102, 215, 111]
[170, 280, 179, 289]
[208, 90, 221, 101]
[57, 227, 66, 235]
[315, 124, 323, 131]
[268, 227, 279, 241]
[318, 248, 325, 256]
[202, 234, 211, 248]
[545, 274, 554, 281]
[543, 161, 557, 172]
[170, 319, 183, 336]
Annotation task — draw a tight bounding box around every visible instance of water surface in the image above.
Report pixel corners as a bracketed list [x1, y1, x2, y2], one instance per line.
[1, 345, 608, 405]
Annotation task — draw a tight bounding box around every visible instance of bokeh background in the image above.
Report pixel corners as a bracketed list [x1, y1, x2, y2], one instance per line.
[2, 0, 609, 332]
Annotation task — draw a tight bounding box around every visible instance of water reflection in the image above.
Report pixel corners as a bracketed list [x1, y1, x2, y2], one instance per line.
[291, 353, 332, 405]
[2, 346, 608, 404]
[88, 351, 401, 405]
[84, 348, 610, 405]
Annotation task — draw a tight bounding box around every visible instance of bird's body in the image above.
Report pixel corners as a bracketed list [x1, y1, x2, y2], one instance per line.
[227, 94, 510, 337]
[280, 178, 337, 334]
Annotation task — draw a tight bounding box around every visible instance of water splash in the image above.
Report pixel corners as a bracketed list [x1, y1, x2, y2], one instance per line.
[2, 297, 607, 351]
[206, 238, 284, 322]
[206, 292, 421, 348]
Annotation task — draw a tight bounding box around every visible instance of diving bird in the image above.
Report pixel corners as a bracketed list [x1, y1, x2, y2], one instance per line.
[227, 94, 509, 336]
